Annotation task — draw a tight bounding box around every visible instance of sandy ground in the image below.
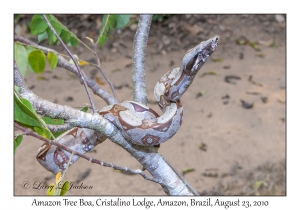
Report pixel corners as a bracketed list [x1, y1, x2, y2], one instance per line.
[14, 15, 286, 195]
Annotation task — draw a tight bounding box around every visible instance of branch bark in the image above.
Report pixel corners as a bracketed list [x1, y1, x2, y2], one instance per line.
[14, 63, 193, 195]
[132, 15, 152, 105]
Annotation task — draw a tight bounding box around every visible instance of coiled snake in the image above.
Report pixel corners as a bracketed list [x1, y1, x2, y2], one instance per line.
[37, 37, 218, 173]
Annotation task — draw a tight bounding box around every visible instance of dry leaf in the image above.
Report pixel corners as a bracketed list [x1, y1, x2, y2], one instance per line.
[95, 77, 106, 85]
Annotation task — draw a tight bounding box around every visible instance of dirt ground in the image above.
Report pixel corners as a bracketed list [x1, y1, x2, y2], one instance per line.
[14, 14, 286, 195]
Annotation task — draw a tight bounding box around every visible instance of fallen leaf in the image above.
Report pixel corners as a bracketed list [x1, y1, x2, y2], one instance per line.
[201, 71, 217, 77]
[199, 143, 207, 151]
[196, 91, 205, 98]
[246, 91, 261, 95]
[112, 68, 121, 73]
[258, 39, 274, 46]
[261, 96, 268, 103]
[95, 77, 106, 85]
[277, 99, 286, 104]
[252, 81, 263, 87]
[182, 168, 195, 176]
[256, 53, 265, 58]
[252, 180, 264, 191]
[224, 75, 241, 84]
[211, 58, 222, 62]
[241, 100, 254, 109]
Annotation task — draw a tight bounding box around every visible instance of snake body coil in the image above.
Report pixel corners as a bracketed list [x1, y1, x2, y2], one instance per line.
[99, 37, 218, 146]
[37, 37, 218, 174]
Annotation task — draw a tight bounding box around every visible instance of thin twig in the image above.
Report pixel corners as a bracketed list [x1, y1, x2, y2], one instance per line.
[15, 123, 165, 186]
[93, 43, 118, 101]
[42, 15, 96, 113]
[14, 35, 117, 105]
[132, 15, 152, 105]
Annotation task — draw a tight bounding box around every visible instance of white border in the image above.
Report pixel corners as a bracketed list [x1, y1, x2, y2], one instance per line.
[4, 0, 296, 209]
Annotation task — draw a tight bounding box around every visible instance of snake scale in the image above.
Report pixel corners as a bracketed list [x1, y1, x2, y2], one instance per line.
[36, 37, 218, 173]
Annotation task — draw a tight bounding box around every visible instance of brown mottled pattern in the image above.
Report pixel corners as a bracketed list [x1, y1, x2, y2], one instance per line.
[158, 95, 171, 110]
[130, 102, 160, 118]
[170, 89, 180, 100]
[80, 130, 91, 151]
[141, 134, 161, 145]
[54, 148, 69, 170]
[68, 127, 78, 137]
[36, 143, 51, 161]
[185, 54, 198, 73]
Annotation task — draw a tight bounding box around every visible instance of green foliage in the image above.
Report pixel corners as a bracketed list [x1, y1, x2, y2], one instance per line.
[116, 15, 130, 28]
[152, 14, 172, 22]
[14, 43, 28, 77]
[14, 92, 61, 140]
[34, 127, 53, 139]
[28, 50, 46, 74]
[30, 14, 48, 35]
[30, 14, 79, 47]
[98, 14, 130, 47]
[14, 93, 42, 127]
[14, 135, 23, 154]
[46, 20, 62, 45]
[42, 116, 64, 125]
[60, 181, 69, 196]
[80, 106, 89, 112]
[47, 52, 58, 70]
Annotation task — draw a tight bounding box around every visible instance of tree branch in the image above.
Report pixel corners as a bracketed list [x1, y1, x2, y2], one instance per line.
[132, 15, 152, 105]
[93, 43, 118, 101]
[15, 123, 165, 186]
[14, 35, 117, 105]
[46, 123, 74, 133]
[42, 14, 96, 113]
[15, 50, 193, 196]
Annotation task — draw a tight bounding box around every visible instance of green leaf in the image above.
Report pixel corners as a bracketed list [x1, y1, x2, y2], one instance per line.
[26, 46, 37, 73]
[69, 35, 78, 47]
[34, 127, 53, 139]
[98, 14, 117, 47]
[14, 93, 41, 127]
[42, 116, 64, 125]
[47, 52, 58, 70]
[14, 135, 23, 154]
[20, 98, 35, 113]
[46, 184, 55, 196]
[252, 180, 264, 191]
[14, 43, 28, 78]
[14, 86, 21, 93]
[46, 21, 62, 45]
[97, 35, 107, 47]
[182, 168, 195, 175]
[30, 14, 48, 35]
[116, 15, 130, 28]
[38, 31, 48, 43]
[60, 181, 69, 196]
[28, 50, 46, 74]
[60, 29, 71, 43]
[80, 106, 89, 112]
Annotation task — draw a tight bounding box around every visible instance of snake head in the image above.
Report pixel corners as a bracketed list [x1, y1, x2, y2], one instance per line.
[182, 37, 218, 76]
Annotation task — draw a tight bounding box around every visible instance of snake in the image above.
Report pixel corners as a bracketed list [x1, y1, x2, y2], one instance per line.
[98, 37, 218, 146]
[36, 37, 218, 173]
